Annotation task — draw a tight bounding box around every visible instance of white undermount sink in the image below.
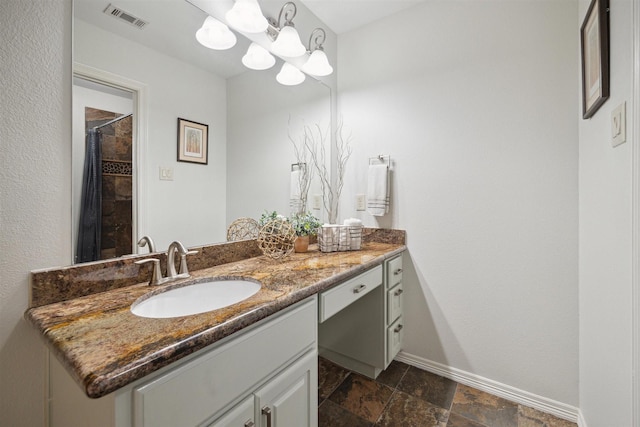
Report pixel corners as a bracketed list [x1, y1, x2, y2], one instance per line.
[131, 279, 261, 319]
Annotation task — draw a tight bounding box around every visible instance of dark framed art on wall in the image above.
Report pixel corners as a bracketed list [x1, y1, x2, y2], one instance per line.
[580, 0, 610, 119]
[177, 118, 208, 164]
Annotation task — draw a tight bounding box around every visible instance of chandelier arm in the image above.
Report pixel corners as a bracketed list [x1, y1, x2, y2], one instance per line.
[307, 27, 326, 52]
[277, 2, 298, 28]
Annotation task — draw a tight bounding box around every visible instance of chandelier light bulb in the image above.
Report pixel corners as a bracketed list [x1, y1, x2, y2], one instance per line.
[301, 49, 333, 76]
[276, 62, 305, 86]
[242, 43, 276, 70]
[196, 16, 237, 50]
[225, 0, 269, 33]
[271, 25, 306, 57]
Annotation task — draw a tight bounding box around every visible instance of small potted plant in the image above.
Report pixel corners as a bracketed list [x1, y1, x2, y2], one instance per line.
[290, 212, 321, 253]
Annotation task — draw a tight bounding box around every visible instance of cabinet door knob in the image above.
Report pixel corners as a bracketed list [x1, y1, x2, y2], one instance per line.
[394, 324, 404, 333]
[394, 268, 403, 275]
[394, 288, 404, 296]
[353, 284, 367, 294]
[244, 421, 255, 427]
[261, 406, 272, 427]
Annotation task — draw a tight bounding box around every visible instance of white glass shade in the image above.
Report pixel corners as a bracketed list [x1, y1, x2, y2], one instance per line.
[276, 63, 305, 86]
[225, 0, 269, 33]
[271, 25, 306, 57]
[242, 43, 276, 70]
[196, 17, 237, 50]
[301, 49, 333, 76]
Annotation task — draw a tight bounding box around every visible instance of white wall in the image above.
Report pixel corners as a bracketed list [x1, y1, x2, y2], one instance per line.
[0, 0, 72, 425]
[337, 0, 579, 406]
[75, 19, 228, 249]
[578, 0, 634, 424]
[226, 66, 331, 223]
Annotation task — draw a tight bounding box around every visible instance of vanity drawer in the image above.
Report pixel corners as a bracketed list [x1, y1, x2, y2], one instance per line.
[319, 265, 382, 323]
[387, 283, 403, 324]
[387, 316, 404, 363]
[386, 255, 403, 288]
[132, 297, 317, 427]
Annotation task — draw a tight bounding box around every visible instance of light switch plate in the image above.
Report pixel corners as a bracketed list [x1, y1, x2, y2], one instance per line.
[356, 194, 366, 211]
[159, 167, 174, 181]
[312, 194, 322, 210]
[612, 102, 626, 147]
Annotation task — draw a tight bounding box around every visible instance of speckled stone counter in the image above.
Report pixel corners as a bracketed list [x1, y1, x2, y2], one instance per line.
[26, 235, 405, 399]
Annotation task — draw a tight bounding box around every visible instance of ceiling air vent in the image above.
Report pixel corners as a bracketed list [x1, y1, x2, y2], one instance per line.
[103, 4, 148, 29]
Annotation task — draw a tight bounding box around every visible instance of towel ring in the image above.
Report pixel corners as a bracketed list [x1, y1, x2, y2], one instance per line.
[368, 155, 391, 167]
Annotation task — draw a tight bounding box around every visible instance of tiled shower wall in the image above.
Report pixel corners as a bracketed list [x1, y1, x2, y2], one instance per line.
[85, 107, 133, 259]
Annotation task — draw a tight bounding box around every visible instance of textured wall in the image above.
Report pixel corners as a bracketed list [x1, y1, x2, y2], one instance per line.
[0, 0, 72, 425]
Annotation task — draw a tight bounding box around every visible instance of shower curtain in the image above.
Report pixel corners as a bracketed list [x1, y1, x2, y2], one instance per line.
[76, 129, 102, 263]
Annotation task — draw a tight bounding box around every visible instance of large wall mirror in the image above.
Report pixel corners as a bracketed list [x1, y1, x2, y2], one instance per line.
[72, 0, 333, 263]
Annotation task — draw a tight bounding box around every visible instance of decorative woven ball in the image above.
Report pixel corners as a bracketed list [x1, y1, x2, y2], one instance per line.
[257, 218, 296, 260]
[227, 217, 260, 241]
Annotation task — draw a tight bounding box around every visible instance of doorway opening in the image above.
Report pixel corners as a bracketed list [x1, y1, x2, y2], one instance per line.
[72, 67, 146, 263]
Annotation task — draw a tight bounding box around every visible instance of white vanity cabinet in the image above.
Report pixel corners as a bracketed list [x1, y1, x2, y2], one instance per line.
[318, 253, 404, 378]
[385, 254, 404, 364]
[46, 252, 405, 427]
[208, 350, 316, 427]
[49, 297, 317, 427]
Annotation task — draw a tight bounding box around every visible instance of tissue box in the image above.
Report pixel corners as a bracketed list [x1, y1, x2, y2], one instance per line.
[318, 225, 362, 252]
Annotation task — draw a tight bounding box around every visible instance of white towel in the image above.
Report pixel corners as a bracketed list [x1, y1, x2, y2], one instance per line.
[289, 169, 302, 214]
[367, 164, 389, 216]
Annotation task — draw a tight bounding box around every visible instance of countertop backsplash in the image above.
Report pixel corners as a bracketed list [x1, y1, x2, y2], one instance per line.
[29, 228, 405, 308]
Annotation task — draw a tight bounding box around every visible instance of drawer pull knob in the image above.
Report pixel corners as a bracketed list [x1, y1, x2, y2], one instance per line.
[394, 324, 404, 333]
[262, 407, 272, 427]
[244, 421, 255, 427]
[394, 289, 404, 296]
[353, 284, 367, 294]
[394, 268, 403, 275]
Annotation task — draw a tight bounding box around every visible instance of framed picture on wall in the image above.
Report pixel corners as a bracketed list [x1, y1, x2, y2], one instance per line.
[177, 118, 208, 164]
[580, 0, 609, 119]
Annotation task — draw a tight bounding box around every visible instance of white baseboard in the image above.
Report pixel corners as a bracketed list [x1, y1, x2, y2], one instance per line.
[395, 351, 580, 424]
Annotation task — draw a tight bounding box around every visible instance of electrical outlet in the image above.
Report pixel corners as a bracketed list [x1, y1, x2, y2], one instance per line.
[159, 167, 174, 181]
[313, 194, 322, 210]
[356, 194, 366, 211]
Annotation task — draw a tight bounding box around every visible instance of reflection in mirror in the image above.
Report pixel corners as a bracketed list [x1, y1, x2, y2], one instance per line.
[72, 0, 331, 263]
[72, 79, 134, 263]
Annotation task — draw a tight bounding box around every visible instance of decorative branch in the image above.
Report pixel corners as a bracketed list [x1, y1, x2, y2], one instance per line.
[303, 124, 331, 221]
[334, 118, 353, 222]
[303, 118, 352, 224]
[288, 118, 314, 215]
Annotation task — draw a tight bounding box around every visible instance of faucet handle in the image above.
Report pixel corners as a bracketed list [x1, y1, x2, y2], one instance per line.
[137, 236, 156, 253]
[135, 258, 166, 286]
[178, 250, 199, 275]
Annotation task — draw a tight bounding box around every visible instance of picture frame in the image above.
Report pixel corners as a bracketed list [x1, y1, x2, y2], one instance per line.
[177, 118, 208, 164]
[580, 0, 609, 119]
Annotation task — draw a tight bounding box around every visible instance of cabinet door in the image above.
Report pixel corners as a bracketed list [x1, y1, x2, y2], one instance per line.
[387, 316, 404, 363]
[254, 351, 317, 427]
[207, 395, 255, 427]
[386, 255, 403, 289]
[386, 283, 403, 325]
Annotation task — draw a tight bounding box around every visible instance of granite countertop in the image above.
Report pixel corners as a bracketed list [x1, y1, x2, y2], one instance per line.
[26, 242, 405, 398]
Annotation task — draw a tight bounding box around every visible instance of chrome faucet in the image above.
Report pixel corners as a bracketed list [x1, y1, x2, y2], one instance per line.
[135, 258, 170, 286]
[137, 235, 156, 253]
[135, 240, 198, 286]
[166, 240, 198, 280]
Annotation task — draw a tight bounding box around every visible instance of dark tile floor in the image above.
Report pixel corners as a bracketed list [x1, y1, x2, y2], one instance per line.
[318, 358, 577, 427]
